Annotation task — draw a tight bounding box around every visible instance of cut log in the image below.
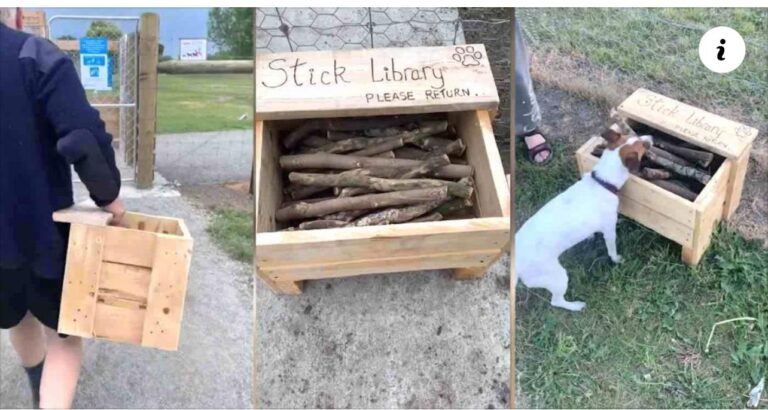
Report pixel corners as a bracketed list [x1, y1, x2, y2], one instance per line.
[279, 153, 473, 179]
[275, 187, 448, 221]
[656, 141, 714, 167]
[410, 212, 443, 223]
[337, 187, 375, 197]
[396, 155, 451, 179]
[374, 151, 395, 158]
[647, 179, 699, 201]
[649, 146, 694, 167]
[322, 209, 368, 222]
[645, 150, 711, 185]
[298, 220, 348, 230]
[641, 167, 671, 180]
[301, 135, 329, 148]
[281, 196, 334, 207]
[288, 172, 473, 198]
[327, 130, 361, 142]
[309, 137, 371, 154]
[349, 138, 404, 157]
[609, 108, 638, 137]
[435, 198, 473, 216]
[351, 200, 445, 226]
[283, 114, 440, 149]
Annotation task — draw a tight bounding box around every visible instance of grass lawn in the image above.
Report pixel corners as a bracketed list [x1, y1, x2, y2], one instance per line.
[519, 8, 768, 126]
[207, 208, 253, 263]
[515, 144, 768, 408]
[157, 73, 253, 134]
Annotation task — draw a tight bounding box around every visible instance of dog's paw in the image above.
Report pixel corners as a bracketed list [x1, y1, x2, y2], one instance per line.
[611, 254, 623, 264]
[567, 301, 587, 312]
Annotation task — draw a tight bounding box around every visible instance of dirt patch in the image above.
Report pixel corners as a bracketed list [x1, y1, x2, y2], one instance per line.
[531, 81, 767, 246]
[180, 182, 253, 212]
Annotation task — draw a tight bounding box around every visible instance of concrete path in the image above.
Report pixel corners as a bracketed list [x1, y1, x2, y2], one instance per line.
[0, 195, 252, 408]
[256, 257, 511, 408]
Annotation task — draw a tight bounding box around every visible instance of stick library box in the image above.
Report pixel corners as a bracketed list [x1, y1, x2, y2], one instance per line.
[576, 88, 758, 265]
[255, 45, 511, 295]
[54, 207, 193, 351]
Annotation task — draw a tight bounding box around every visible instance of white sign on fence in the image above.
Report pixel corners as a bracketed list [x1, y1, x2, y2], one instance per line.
[79, 37, 111, 91]
[180, 39, 207, 61]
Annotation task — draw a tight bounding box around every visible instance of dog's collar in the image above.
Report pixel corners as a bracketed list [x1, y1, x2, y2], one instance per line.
[591, 171, 619, 195]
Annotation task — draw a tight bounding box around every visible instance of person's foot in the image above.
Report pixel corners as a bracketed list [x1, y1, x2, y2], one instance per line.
[522, 131, 553, 165]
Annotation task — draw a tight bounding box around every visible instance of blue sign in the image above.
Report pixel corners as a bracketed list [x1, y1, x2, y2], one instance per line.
[79, 37, 111, 91]
[79, 37, 108, 54]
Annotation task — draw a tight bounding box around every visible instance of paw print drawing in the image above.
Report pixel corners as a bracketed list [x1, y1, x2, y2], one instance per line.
[452, 46, 483, 67]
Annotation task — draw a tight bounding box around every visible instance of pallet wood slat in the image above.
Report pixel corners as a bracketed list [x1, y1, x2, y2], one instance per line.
[57, 211, 193, 351]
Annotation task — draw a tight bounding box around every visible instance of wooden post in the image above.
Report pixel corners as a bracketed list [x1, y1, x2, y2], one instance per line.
[136, 13, 159, 189]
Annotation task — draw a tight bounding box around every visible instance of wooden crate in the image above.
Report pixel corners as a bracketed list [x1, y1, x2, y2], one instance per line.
[254, 45, 510, 295]
[54, 207, 193, 351]
[576, 88, 758, 265]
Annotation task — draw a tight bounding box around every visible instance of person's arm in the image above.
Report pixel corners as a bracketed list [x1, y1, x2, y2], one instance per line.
[21, 37, 123, 220]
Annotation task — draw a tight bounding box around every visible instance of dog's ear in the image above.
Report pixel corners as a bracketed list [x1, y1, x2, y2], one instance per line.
[619, 144, 642, 172]
[601, 126, 624, 148]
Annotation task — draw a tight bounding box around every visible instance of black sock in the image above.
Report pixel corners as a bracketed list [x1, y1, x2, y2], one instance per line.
[23, 359, 44, 409]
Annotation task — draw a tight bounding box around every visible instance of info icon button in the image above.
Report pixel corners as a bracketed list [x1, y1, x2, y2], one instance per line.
[699, 26, 746, 74]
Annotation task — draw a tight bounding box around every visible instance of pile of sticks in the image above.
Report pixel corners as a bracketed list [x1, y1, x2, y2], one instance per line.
[275, 114, 476, 230]
[593, 115, 718, 201]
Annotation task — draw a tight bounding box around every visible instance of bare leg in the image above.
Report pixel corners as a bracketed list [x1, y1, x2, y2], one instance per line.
[39, 328, 82, 409]
[8, 312, 46, 367]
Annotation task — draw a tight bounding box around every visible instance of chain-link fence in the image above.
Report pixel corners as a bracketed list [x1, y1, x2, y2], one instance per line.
[48, 15, 139, 182]
[517, 8, 768, 133]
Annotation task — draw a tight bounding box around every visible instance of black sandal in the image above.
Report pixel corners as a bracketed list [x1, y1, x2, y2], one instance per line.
[520, 130, 553, 165]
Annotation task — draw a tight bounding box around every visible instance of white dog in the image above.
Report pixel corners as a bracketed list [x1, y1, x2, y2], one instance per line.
[515, 126, 652, 311]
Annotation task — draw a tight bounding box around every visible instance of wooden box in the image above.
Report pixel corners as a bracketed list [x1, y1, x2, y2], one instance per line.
[54, 208, 193, 351]
[255, 45, 511, 295]
[576, 89, 758, 265]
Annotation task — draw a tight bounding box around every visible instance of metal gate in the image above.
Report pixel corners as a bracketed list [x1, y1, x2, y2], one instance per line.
[47, 15, 140, 182]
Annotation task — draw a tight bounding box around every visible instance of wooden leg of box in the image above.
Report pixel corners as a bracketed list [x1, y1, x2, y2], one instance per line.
[453, 266, 488, 280]
[256, 270, 303, 295]
[681, 245, 706, 266]
[723, 147, 750, 221]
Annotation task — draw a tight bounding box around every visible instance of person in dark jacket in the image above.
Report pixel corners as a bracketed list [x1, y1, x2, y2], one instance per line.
[1, 8, 125, 408]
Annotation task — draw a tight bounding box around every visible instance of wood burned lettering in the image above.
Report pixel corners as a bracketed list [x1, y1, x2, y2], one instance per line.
[260, 58, 351, 88]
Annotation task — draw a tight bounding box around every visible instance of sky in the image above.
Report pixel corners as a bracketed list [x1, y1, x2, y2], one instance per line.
[28, 8, 212, 58]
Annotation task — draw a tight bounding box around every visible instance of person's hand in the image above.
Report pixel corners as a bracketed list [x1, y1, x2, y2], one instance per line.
[102, 199, 126, 226]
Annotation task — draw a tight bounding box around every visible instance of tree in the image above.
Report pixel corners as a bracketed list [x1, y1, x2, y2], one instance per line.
[207, 8, 253, 59]
[159, 43, 165, 57]
[86, 21, 122, 40]
[57, 35, 77, 40]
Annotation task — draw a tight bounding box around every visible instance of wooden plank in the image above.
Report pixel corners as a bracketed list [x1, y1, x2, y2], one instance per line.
[58, 225, 105, 338]
[158, 60, 253, 74]
[619, 197, 694, 247]
[122, 212, 181, 235]
[263, 249, 502, 281]
[456, 110, 510, 218]
[98, 262, 151, 303]
[102, 228, 157, 267]
[255, 45, 499, 120]
[683, 160, 731, 265]
[576, 142, 697, 227]
[257, 217, 509, 267]
[136, 13, 160, 189]
[254, 121, 283, 234]
[141, 236, 193, 351]
[723, 145, 751, 220]
[53, 206, 113, 226]
[92, 303, 144, 345]
[618, 88, 757, 159]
